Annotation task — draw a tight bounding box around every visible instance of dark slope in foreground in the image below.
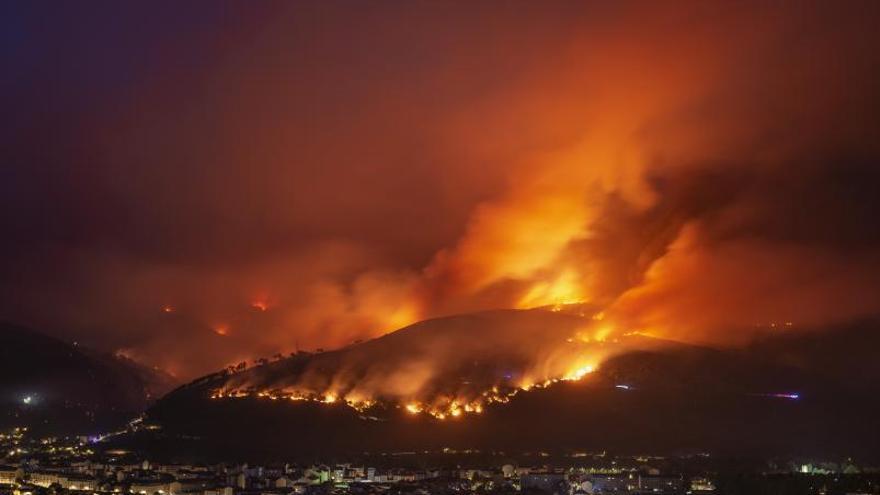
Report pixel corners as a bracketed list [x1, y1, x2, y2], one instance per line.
[143, 311, 880, 462]
[0, 322, 177, 434]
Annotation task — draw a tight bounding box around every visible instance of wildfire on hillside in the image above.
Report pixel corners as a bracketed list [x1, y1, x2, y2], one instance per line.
[207, 309, 658, 420]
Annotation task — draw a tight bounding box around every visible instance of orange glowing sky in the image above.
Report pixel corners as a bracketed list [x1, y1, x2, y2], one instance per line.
[1, 2, 879, 378]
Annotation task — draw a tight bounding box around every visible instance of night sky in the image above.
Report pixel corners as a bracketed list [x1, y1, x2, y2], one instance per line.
[2, 1, 879, 379]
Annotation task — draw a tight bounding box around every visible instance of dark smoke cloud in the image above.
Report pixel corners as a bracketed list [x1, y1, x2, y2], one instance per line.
[1, 1, 879, 378]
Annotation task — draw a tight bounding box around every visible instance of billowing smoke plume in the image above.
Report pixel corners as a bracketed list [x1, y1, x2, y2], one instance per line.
[1, 2, 879, 378]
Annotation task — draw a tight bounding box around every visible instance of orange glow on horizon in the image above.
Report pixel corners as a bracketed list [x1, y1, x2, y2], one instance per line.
[383, 302, 420, 332]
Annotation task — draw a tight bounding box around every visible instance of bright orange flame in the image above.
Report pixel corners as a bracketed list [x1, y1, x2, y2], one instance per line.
[251, 300, 269, 311]
[563, 364, 596, 381]
[213, 325, 229, 336]
[593, 325, 613, 342]
[162, 305, 174, 313]
[517, 269, 585, 309]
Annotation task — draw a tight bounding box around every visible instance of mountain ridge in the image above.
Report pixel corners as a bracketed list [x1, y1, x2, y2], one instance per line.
[141, 309, 880, 461]
[0, 322, 178, 434]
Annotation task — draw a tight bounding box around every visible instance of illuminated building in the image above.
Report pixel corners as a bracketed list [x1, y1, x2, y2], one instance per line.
[28, 471, 65, 488]
[690, 476, 716, 492]
[129, 474, 176, 495]
[0, 465, 21, 485]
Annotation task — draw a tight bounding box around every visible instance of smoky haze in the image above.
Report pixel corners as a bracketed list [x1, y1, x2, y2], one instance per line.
[1, 1, 879, 378]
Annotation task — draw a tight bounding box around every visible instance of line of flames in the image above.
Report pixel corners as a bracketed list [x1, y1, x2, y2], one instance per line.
[209, 364, 596, 420]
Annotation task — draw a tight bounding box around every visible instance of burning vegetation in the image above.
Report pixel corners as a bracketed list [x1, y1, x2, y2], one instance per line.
[207, 308, 666, 420]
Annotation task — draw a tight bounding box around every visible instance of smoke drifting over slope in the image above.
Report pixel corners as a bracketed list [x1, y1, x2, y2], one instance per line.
[1, 2, 879, 377]
[211, 308, 667, 420]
